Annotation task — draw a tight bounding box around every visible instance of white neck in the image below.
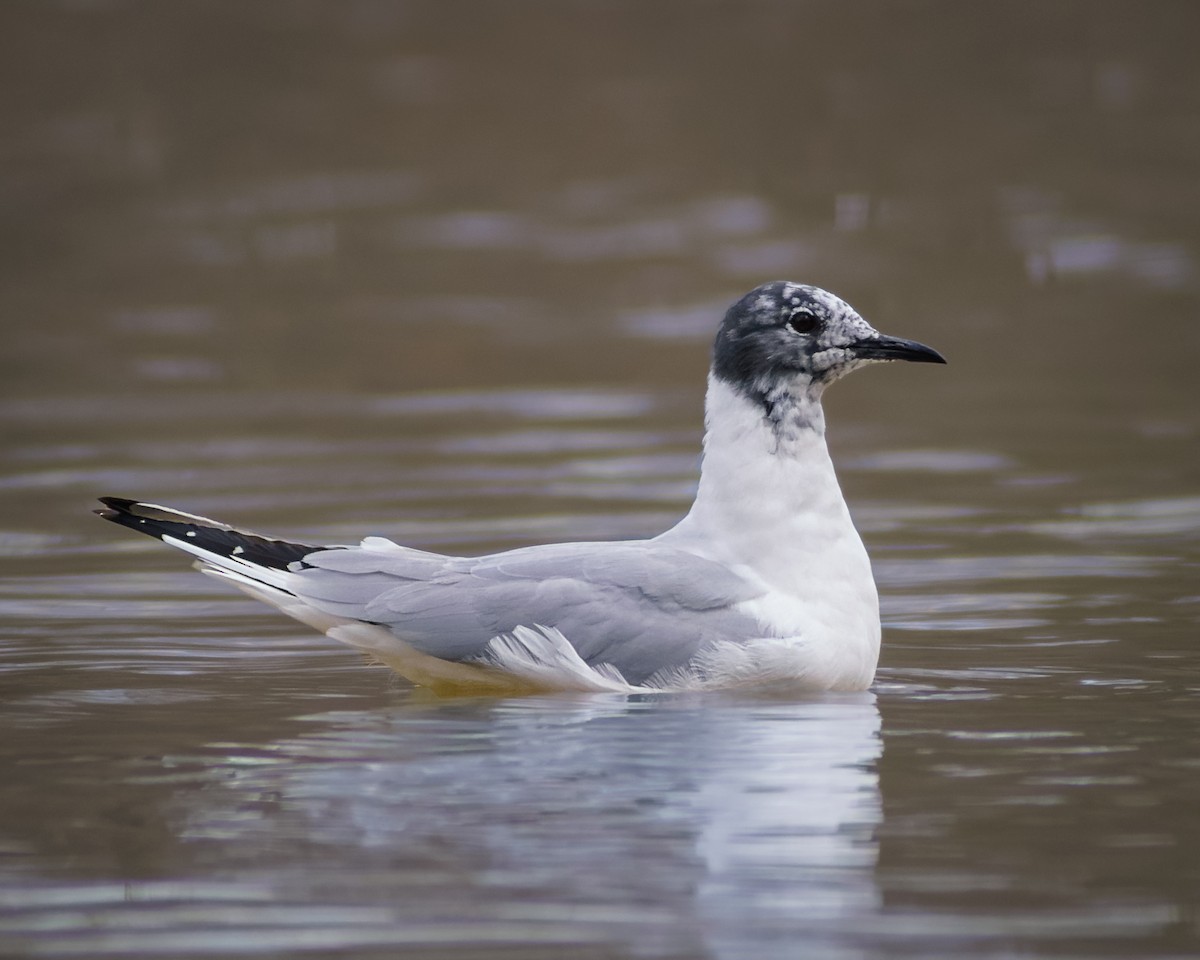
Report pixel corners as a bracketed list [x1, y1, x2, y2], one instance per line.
[662, 375, 880, 681]
[670, 375, 859, 575]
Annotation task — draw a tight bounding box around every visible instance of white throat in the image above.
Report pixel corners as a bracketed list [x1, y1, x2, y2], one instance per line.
[673, 375, 860, 576]
[661, 374, 881, 686]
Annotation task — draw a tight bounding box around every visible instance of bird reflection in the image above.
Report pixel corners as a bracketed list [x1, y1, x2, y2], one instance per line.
[176, 692, 882, 957]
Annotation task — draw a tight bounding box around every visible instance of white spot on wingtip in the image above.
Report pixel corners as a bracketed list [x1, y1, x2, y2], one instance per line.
[231, 546, 245, 555]
[185, 530, 197, 537]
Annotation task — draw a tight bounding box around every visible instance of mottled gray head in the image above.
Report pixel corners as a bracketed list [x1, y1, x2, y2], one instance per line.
[712, 281, 945, 406]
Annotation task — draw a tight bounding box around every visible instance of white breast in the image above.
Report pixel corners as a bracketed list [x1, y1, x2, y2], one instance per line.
[660, 376, 881, 690]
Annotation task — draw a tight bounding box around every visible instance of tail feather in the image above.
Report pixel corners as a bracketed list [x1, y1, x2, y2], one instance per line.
[95, 497, 322, 572]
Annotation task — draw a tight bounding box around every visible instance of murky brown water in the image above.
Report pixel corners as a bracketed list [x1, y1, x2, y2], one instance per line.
[2, 2, 1199, 957]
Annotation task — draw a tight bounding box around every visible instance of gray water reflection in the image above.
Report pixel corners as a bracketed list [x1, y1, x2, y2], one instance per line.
[1, 694, 881, 959]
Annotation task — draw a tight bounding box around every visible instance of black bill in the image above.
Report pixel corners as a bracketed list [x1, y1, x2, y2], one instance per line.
[850, 334, 946, 364]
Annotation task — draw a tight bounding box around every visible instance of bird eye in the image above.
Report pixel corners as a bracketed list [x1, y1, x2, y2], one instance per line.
[787, 311, 819, 335]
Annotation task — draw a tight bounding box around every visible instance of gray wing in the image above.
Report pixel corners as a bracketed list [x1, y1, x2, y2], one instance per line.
[289, 540, 764, 685]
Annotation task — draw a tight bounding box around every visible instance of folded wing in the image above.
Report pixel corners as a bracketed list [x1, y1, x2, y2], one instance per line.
[292, 539, 764, 685]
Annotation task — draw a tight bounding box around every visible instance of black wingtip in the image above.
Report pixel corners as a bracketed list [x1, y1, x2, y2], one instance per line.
[95, 496, 154, 529]
[96, 496, 137, 521]
[94, 496, 326, 570]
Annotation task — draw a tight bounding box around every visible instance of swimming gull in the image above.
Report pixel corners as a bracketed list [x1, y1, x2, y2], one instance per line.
[96, 281, 945, 694]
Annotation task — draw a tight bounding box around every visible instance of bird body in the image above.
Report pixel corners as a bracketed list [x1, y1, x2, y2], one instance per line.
[97, 282, 944, 695]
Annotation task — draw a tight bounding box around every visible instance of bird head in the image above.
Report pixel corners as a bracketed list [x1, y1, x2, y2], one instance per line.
[712, 282, 945, 407]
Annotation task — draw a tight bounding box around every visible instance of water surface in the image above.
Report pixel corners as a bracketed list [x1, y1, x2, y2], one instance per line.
[2, 2, 1198, 957]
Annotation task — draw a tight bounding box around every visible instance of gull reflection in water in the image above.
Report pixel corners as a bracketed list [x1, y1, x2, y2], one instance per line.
[176, 691, 882, 958]
[693, 694, 882, 957]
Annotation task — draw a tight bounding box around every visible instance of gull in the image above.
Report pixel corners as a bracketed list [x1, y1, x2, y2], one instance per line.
[96, 282, 945, 695]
